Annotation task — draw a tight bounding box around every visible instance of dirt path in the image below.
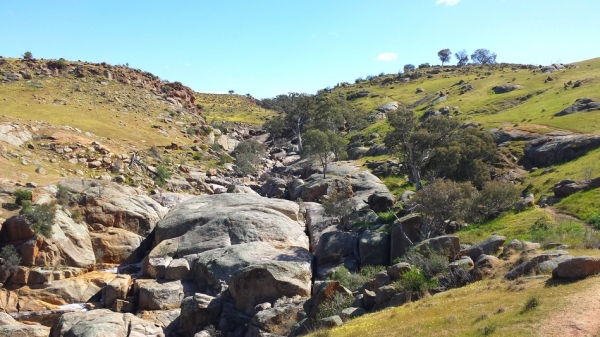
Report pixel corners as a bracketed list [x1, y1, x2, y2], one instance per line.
[544, 206, 595, 230]
[537, 279, 600, 337]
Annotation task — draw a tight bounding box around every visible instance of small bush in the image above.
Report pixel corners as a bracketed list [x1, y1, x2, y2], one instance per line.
[479, 324, 497, 336]
[21, 202, 55, 238]
[13, 189, 32, 206]
[395, 267, 437, 293]
[23, 51, 32, 59]
[521, 296, 539, 314]
[154, 165, 171, 185]
[57, 58, 67, 69]
[0, 245, 20, 269]
[95, 248, 105, 264]
[218, 153, 234, 165]
[231, 140, 266, 175]
[587, 213, 600, 230]
[315, 292, 354, 321]
[328, 266, 368, 292]
[186, 127, 196, 135]
[71, 209, 83, 223]
[359, 265, 386, 279]
[193, 152, 203, 161]
[56, 184, 70, 206]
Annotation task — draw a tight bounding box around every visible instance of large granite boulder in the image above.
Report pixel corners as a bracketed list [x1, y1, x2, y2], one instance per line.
[414, 235, 461, 260]
[521, 134, 600, 168]
[230, 261, 312, 315]
[554, 98, 600, 117]
[136, 279, 192, 310]
[552, 256, 600, 279]
[90, 227, 147, 264]
[189, 242, 312, 292]
[390, 214, 423, 261]
[0, 123, 33, 147]
[463, 235, 506, 260]
[51, 309, 164, 337]
[147, 194, 313, 311]
[178, 293, 221, 337]
[358, 231, 390, 267]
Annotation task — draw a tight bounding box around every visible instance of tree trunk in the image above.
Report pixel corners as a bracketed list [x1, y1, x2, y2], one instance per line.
[411, 164, 422, 191]
[296, 120, 303, 152]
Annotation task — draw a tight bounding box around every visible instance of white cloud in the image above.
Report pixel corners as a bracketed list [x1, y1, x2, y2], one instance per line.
[376, 52, 398, 61]
[436, 0, 460, 6]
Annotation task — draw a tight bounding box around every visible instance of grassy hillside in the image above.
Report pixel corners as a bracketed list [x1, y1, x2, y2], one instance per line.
[334, 58, 600, 134]
[197, 93, 276, 125]
[0, 57, 277, 186]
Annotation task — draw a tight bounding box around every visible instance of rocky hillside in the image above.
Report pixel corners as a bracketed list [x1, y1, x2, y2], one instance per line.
[1, 54, 600, 337]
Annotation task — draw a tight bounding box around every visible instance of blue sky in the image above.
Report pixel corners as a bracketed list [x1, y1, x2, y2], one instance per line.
[1, 0, 599, 98]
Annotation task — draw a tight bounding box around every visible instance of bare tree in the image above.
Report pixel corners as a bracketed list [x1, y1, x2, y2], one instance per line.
[454, 50, 469, 67]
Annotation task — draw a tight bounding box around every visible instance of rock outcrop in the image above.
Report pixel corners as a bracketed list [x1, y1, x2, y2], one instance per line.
[145, 193, 312, 314]
[58, 178, 169, 236]
[521, 134, 600, 168]
[554, 98, 600, 116]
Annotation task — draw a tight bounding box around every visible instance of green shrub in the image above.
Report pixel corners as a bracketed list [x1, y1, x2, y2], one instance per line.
[328, 265, 386, 292]
[71, 209, 83, 223]
[154, 165, 171, 185]
[219, 153, 234, 165]
[395, 267, 437, 293]
[57, 58, 67, 69]
[23, 51, 32, 59]
[20, 202, 55, 238]
[193, 152, 203, 161]
[359, 265, 386, 279]
[56, 184, 70, 206]
[328, 266, 368, 292]
[587, 212, 600, 230]
[231, 140, 266, 175]
[0, 245, 20, 268]
[400, 248, 471, 290]
[186, 127, 196, 135]
[13, 189, 32, 206]
[520, 296, 539, 314]
[315, 292, 355, 321]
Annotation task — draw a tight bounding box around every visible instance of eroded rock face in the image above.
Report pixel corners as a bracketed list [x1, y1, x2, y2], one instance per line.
[0, 123, 33, 147]
[90, 228, 146, 264]
[1, 208, 95, 269]
[58, 178, 169, 236]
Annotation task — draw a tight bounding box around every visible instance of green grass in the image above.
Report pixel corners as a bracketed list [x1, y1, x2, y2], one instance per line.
[555, 189, 600, 220]
[197, 93, 276, 125]
[456, 208, 552, 244]
[333, 57, 600, 140]
[309, 274, 600, 337]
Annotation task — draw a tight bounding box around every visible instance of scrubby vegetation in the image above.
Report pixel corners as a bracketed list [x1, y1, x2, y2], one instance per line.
[0, 245, 20, 269]
[20, 201, 55, 238]
[13, 189, 32, 206]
